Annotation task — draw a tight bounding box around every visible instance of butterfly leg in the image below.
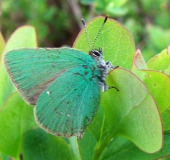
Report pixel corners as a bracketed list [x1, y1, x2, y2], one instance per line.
[99, 61, 119, 92]
[108, 86, 119, 91]
[100, 81, 119, 92]
[104, 63, 119, 91]
[100, 82, 107, 92]
[101, 84, 119, 92]
[106, 61, 119, 73]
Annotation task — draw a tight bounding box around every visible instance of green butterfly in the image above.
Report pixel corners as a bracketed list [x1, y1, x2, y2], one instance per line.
[4, 16, 117, 138]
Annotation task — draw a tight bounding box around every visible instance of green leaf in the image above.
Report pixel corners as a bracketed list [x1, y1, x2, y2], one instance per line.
[146, 25, 170, 51]
[73, 16, 162, 158]
[132, 49, 148, 70]
[131, 49, 148, 79]
[143, 71, 170, 113]
[22, 128, 74, 160]
[108, 0, 128, 7]
[101, 130, 170, 160]
[0, 32, 5, 61]
[131, 49, 170, 131]
[100, 68, 162, 154]
[73, 16, 135, 69]
[143, 71, 170, 130]
[94, 0, 128, 16]
[0, 153, 9, 160]
[78, 108, 106, 160]
[0, 92, 37, 158]
[162, 109, 170, 131]
[78, 129, 97, 160]
[80, 0, 94, 5]
[4, 25, 37, 53]
[147, 47, 170, 76]
[106, 7, 128, 16]
[87, 107, 108, 141]
[0, 26, 37, 107]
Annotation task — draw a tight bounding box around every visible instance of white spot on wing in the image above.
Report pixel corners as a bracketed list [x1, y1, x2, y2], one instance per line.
[67, 114, 70, 117]
[47, 91, 50, 95]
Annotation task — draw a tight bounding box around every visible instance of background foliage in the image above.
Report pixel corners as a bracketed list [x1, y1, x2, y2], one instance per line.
[1, 0, 170, 60]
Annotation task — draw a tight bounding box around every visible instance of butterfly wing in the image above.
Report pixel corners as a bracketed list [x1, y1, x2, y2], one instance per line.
[35, 66, 100, 138]
[5, 48, 101, 137]
[4, 48, 93, 105]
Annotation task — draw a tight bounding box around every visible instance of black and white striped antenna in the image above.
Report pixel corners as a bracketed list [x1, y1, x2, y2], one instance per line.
[81, 18, 92, 50]
[81, 15, 108, 50]
[92, 15, 108, 49]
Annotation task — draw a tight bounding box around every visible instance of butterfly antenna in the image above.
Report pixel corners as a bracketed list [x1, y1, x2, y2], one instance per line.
[92, 15, 108, 49]
[81, 18, 92, 50]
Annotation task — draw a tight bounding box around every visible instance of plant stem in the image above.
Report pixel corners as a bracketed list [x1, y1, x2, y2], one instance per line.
[69, 137, 82, 160]
[93, 125, 120, 160]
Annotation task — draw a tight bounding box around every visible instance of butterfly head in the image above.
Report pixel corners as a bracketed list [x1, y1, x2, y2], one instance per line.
[89, 47, 103, 60]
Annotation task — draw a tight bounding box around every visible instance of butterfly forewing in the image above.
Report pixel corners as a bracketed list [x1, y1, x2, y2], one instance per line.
[35, 64, 100, 138]
[4, 48, 93, 105]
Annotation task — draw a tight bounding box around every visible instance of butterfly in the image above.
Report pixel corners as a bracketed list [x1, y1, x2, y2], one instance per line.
[4, 16, 117, 138]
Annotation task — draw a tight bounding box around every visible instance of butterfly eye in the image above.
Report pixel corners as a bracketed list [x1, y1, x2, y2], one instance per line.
[89, 50, 101, 58]
[93, 50, 100, 57]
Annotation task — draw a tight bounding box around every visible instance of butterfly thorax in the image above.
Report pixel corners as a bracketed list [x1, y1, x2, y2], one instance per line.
[89, 48, 113, 92]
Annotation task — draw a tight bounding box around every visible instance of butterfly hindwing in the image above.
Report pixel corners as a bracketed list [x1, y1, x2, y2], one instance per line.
[4, 48, 94, 105]
[35, 65, 100, 138]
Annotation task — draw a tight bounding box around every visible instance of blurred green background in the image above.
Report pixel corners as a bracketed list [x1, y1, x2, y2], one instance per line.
[1, 0, 170, 61]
